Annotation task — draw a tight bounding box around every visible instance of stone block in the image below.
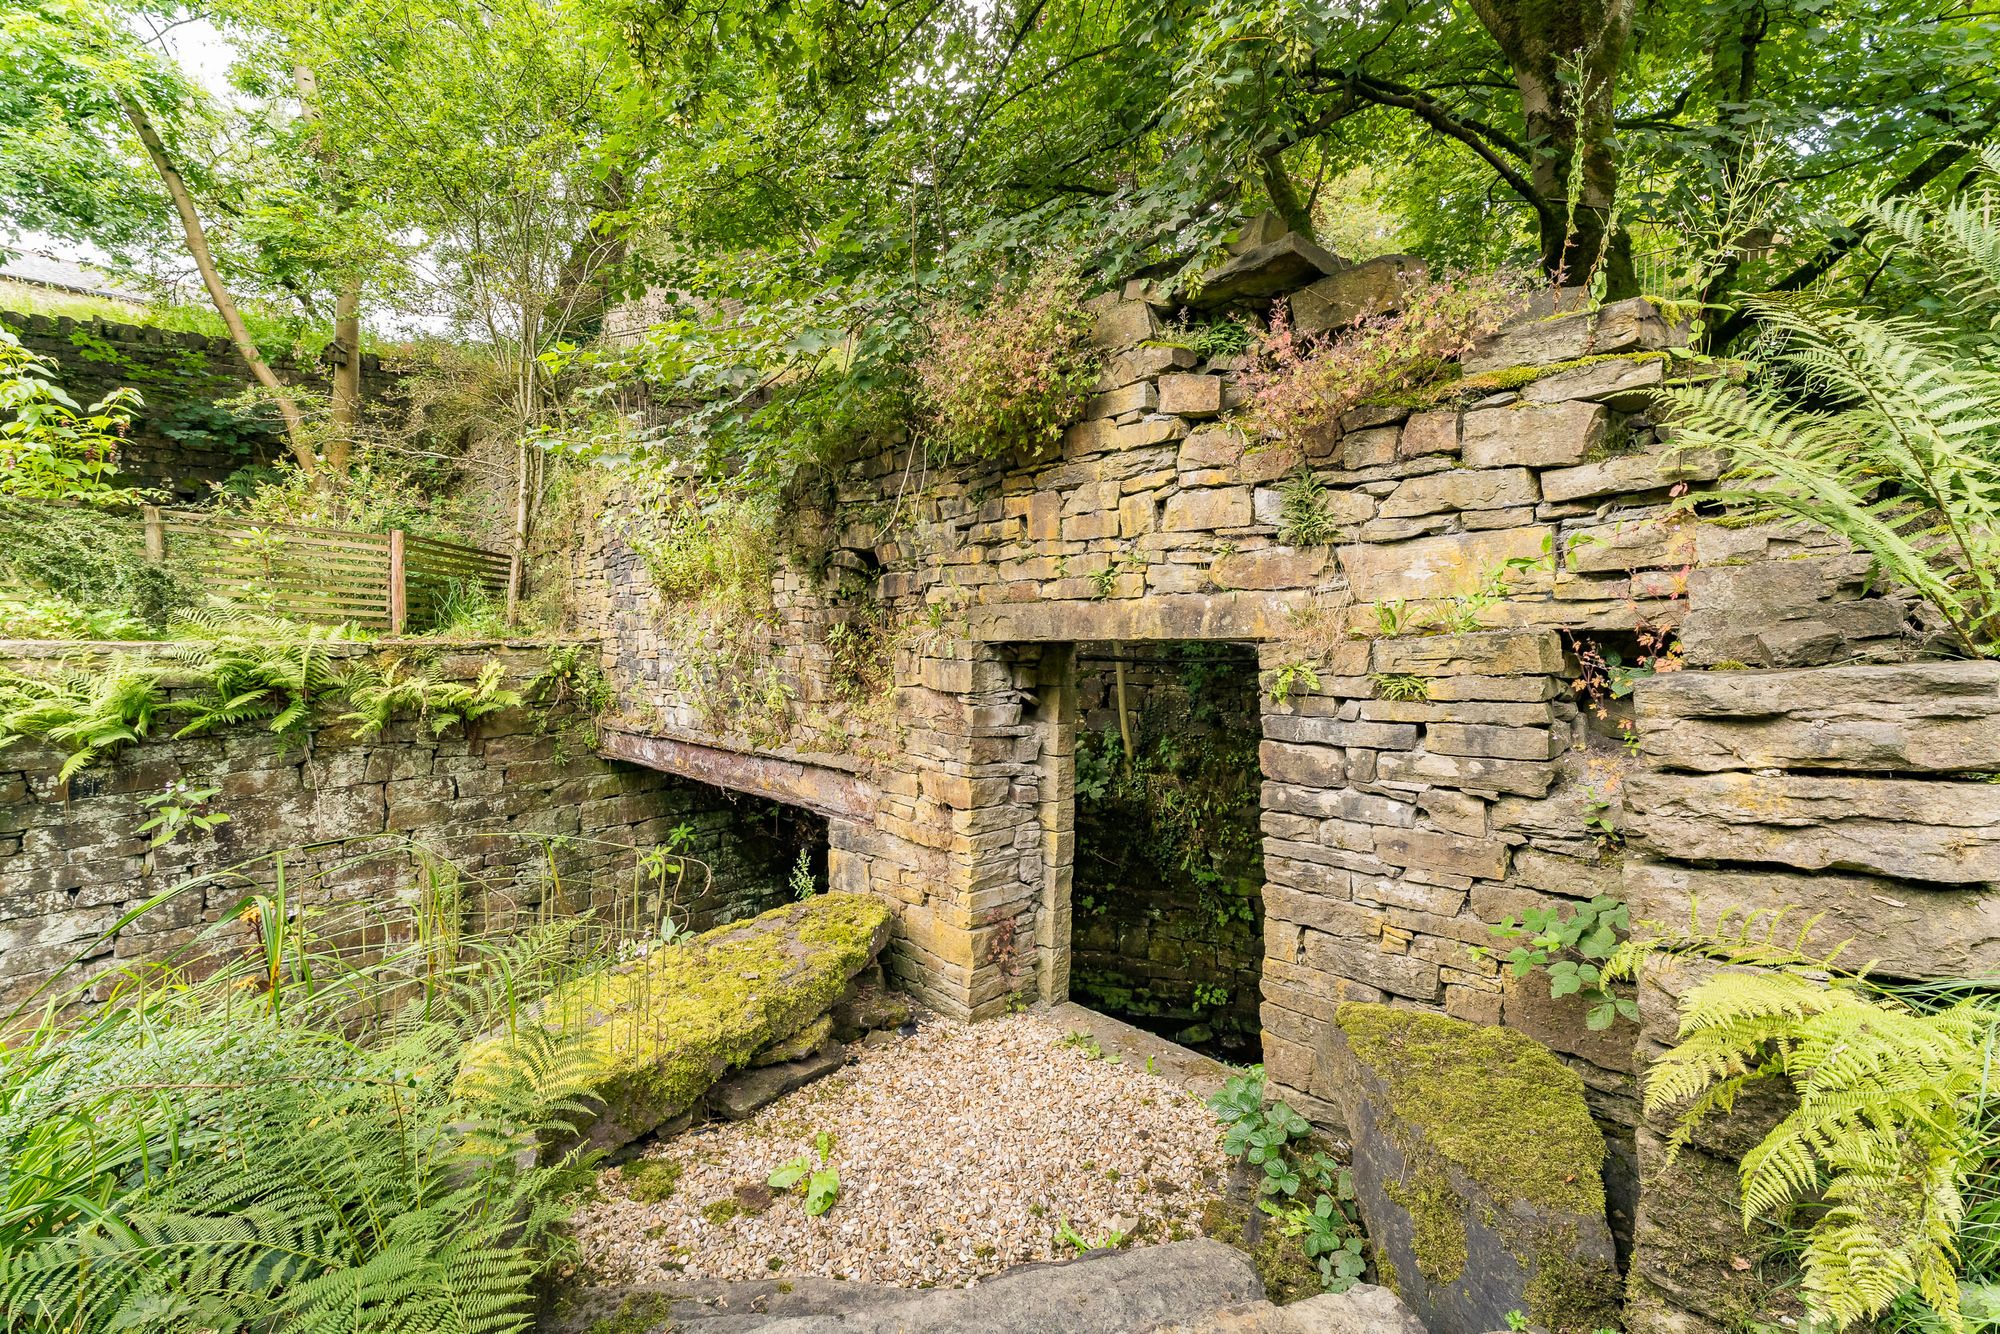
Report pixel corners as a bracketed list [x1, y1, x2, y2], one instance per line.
[1259, 740, 1347, 787]
[1378, 467, 1538, 518]
[1398, 410, 1460, 459]
[1320, 1005, 1621, 1334]
[1679, 554, 1911, 669]
[1157, 373, 1224, 417]
[1625, 855, 2000, 977]
[1375, 749, 1556, 798]
[1372, 827, 1509, 882]
[1539, 447, 1725, 504]
[1261, 715, 1420, 749]
[1461, 401, 1607, 468]
[1211, 548, 1329, 590]
[1521, 354, 1666, 408]
[1425, 721, 1559, 761]
[1566, 516, 1696, 573]
[1340, 527, 1555, 604]
[1339, 426, 1399, 469]
[1096, 344, 1196, 389]
[1290, 255, 1427, 336]
[1463, 297, 1680, 375]
[1304, 935, 1441, 1000]
[1178, 423, 1245, 469]
[1162, 486, 1254, 531]
[1087, 381, 1157, 418]
[1370, 630, 1565, 677]
[1634, 661, 2000, 773]
[1087, 292, 1161, 348]
[1191, 233, 1346, 307]
[1625, 770, 2000, 884]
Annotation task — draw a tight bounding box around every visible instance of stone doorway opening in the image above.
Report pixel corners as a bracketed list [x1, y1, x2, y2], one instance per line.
[643, 782, 830, 933]
[1066, 640, 1267, 1061]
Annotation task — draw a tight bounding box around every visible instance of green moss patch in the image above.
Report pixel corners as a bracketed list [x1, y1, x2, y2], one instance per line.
[459, 892, 892, 1149]
[621, 1158, 683, 1203]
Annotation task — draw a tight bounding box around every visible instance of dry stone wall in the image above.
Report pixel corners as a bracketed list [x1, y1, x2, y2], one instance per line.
[0, 640, 815, 1011]
[574, 252, 1993, 1330]
[2, 308, 403, 499]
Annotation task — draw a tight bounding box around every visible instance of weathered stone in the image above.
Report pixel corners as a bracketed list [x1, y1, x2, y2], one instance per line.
[1260, 740, 1348, 787]
[1095, 344, 1197, 390]
[1539, 447, 1725, 504]
[1147, 1285, 1428, 1334]
[1566, 516, 1696, 573]
[1499, 974, 1637, 1075]
[1624, 855, 2000, 977]
[1086, 291, 1161, 348]
[705, 1042, 848, 1119]
[1262, 715, 1418, 749]
[1086, 381, 1157, 418]
[1163, 486, 1254, 531]
[1371, 630, 1566, 677]
[1625, 771, 2000, 884]
[458, 893, 892, 1154]
[1157, 373, 1224, 417]
[1304, 935, 1441, 999]
[1321, 1004, 1621, 1334]
[1521, 354, 1666, 408]
[1179, 423, 1247, 468]
[1379, 467, 1538, 518]
[1192, 233, 1346, 307]
[1426, 721, 1559, 761]
[1461, 401, 1607, 468]
[828, 976, 914, 1040]
[1212, 548, 1330, 590]
[1463, 297, 1681, 375]
[1634, 661, 2000, 773]
[1340, 527, 1556, 603]
[1678, 553, 1912, 669]
[1339, 426, 1399, 469]
[1373, 827, 1510, 881]
[1399, 410, 1460, 459]
[1290, 255, 1428, 336]
[749, 1013, 834, 1066]
[1375, 749, 1557, 798]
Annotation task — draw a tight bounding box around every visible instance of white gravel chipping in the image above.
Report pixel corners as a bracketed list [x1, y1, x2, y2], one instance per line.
[567, 1010, 1233, 1289]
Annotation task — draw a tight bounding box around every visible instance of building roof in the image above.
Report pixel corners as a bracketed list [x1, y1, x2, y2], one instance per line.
[0, 249, 151, 306]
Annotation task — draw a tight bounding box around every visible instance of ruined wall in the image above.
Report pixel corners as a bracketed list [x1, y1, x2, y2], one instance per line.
[3, 308, 404, 499]
[0, 640, 813, 1010]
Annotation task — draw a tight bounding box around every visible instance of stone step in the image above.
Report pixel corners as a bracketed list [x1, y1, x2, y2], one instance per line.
[546, 1238, 1264, 1333]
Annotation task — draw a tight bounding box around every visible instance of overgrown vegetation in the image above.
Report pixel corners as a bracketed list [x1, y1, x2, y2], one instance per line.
[914, 264, 1098, 465]
[1210, 1068, 1368, 1294]
[1608, 914, 2000, 1333]
[0, 838, 644, 1330]
[1660, 146, 2000, 659]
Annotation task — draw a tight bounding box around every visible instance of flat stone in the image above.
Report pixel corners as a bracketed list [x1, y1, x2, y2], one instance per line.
[749, 1013, 834, 1066]
[1539, 447, 1725, 504]
[1192, 233, 1347, 307]
[1461, 401, 1607, 468]
[1211, 548, 1330, 590]
[1463, 297, 1681, 375]
[1375, 749, 1556, 798]
[1624, 771, 2000, 884]
[1521, 355, 1666, 408]
[1158, 373, 1224, 417]
[1163, 486, 1254, 531]
[1398, 410, 1460, 459]
[1378, 467, 1538, 518]
[1290, 255, 1428, 336]
[1565, 516, 1697, 573]
[1147, 1285, 1428, 1333]
[1373, 826, 1510, 881]
[1320, 1004, 1621, 1334]
[1087, 292, 1162, 348]
[1425, 721, 1559, 761]
[1624, 855, 2000, 978]
[1371, 630, 1565, 677]
[1260, 740, 1348, 787]
[704, 1043, 848, 1119]
[456, 894, 891, 1155]
[1634, 661, 2000, 773]
[1340, 527, 1555, 604]
[1679, 554, 1912, 668]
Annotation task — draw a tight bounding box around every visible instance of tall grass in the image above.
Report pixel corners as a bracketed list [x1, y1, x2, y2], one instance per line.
[0, 829, 714, 1333]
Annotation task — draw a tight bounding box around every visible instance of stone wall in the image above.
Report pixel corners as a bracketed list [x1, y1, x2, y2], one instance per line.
[570, 247, 1988, 1328]
[2, 308, 404, 499]
[0, 640, 816, 1011]
[1617, 660, 2000, 1332]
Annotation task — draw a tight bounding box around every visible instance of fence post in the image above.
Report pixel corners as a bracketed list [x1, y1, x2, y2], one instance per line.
[387, 529, 407, 636]
[141, 505, 165, 563]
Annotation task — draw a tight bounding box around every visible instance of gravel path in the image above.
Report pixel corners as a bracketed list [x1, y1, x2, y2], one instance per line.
[567, 1009, 1233, 1289]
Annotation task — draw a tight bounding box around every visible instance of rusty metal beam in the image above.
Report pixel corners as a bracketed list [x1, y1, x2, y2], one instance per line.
[599, 728, 878, 822]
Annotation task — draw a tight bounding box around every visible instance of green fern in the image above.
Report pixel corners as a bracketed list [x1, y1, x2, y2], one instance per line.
[1659, 151, 2000, 658]
[0, 659, 170, 779]
[342, 658, 521, 739]
[1612, 927, 1997, 1332]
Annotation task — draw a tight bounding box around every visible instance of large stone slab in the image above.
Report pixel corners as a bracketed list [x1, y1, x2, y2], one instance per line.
[1192, 233, 1347, 307]
[1624, 771, 2000, 884]
[1635, 662, 2000, 773]
[1339, 527, 1555, 604]
[1290, 255, 1427, 336]
[1624, 855, 2000, 977]
[458, 893, 893, 1154]
[1463, 298, 1681, 375]
[1321, 1004, 1621, 1334]
[1148, 1285, 1428, 1333]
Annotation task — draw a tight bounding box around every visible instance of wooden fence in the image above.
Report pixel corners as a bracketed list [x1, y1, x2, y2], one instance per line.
[147, 508, 514, 634]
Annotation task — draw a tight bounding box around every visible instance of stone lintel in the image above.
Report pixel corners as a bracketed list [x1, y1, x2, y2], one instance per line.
[599, 728, 879, 821]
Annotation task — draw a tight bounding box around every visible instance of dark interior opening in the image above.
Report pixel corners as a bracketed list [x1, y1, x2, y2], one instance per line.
[1069, 640, 1266, 1062]
[668, 785, 829, 932]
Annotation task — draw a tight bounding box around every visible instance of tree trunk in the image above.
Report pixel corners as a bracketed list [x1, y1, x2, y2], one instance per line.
[328, 276, 362, 473]
[115, 91, 316, 473]
[1468, 0, 1637, 298]
[1259, 153, 1318, 242]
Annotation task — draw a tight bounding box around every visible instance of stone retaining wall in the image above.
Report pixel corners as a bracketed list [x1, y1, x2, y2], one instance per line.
[0, 640, 816, 1011]
[2, 308, 404, 498]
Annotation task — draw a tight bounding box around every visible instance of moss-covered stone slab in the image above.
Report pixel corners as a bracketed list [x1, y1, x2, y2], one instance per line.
[1322, 1002, 1620, 1334]
[461, 892, 892, 1154]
